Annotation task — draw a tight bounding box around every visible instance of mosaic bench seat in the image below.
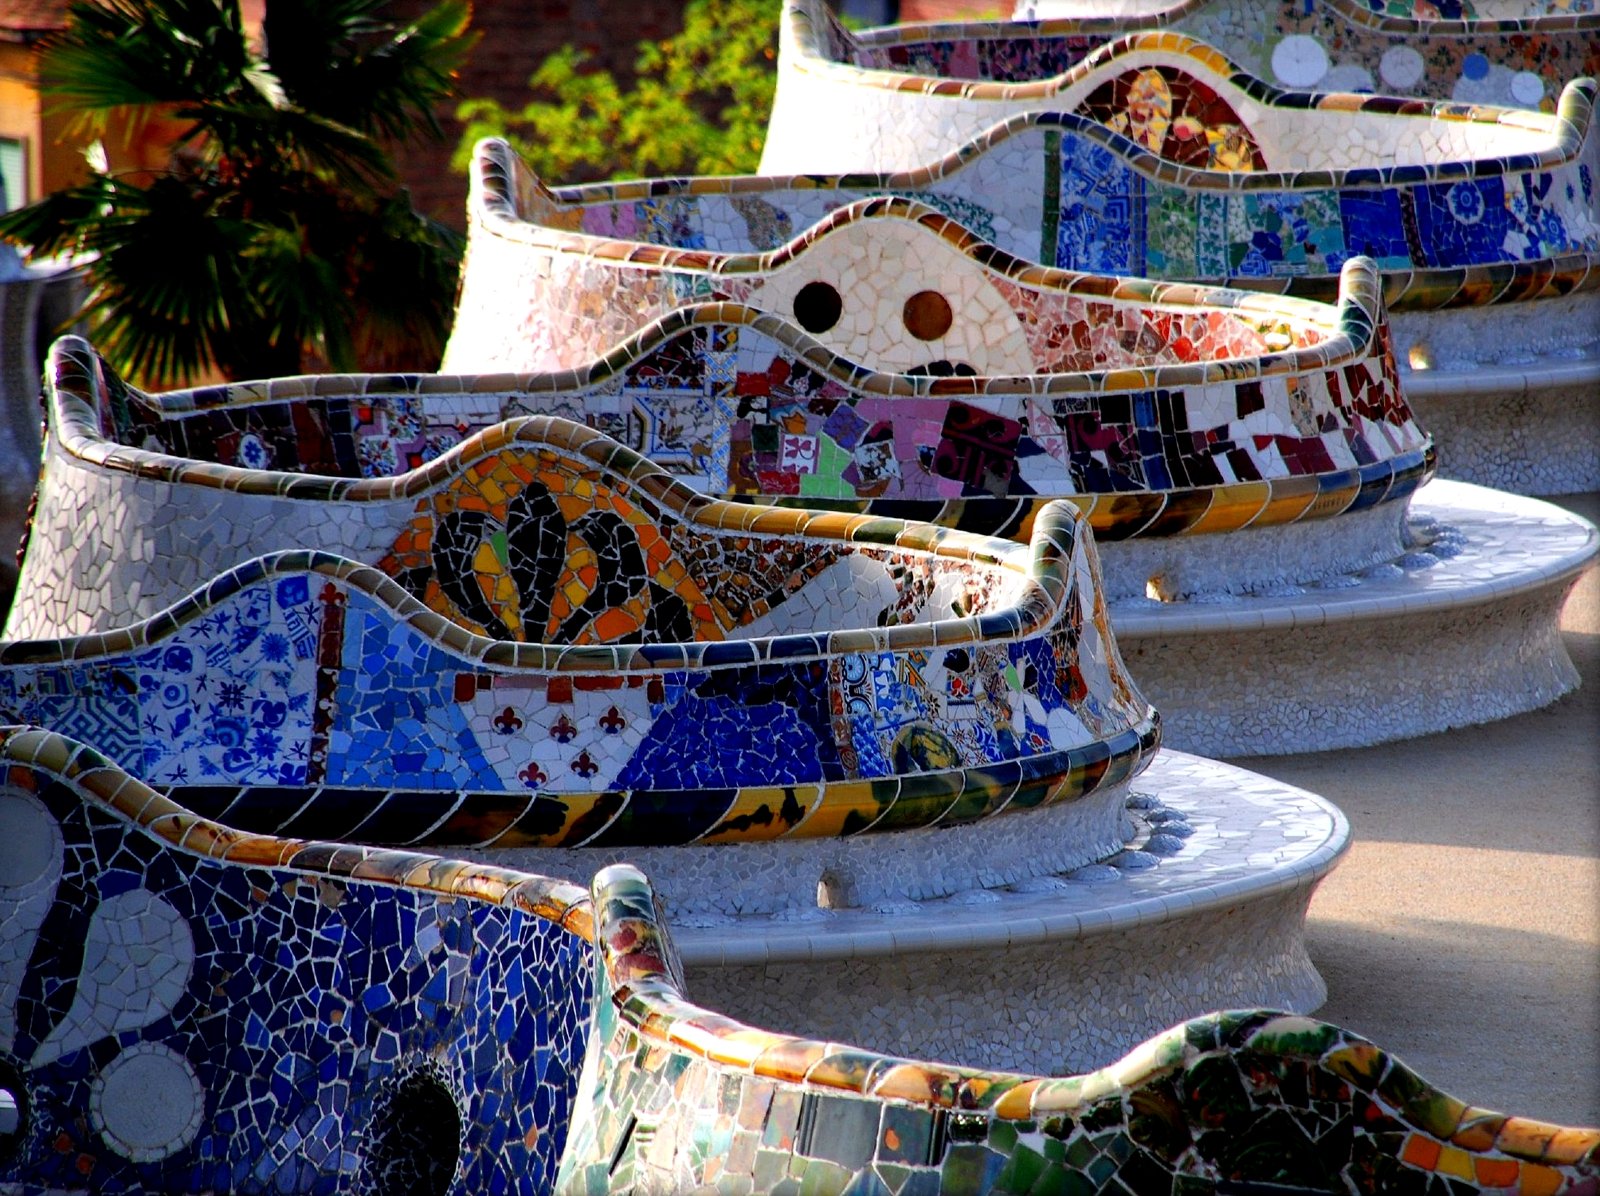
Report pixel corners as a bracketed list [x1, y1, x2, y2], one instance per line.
[760, 8, 1600, 493]
[1, 447, 1162, 905]
[443, 146, 1435, 603]
[16, 313, 1594, 756]
[0, 386, 1360, 1066]
[438, 140, 1594, 753]
[2, 727, 1595, 1194]
[874, 0, 1600, 110]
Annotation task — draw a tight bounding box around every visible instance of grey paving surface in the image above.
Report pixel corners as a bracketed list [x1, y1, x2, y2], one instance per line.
[1233, 491, 1600, 1127]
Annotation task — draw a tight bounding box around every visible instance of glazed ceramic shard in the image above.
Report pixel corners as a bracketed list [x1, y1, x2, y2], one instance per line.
[874, 0, 1598, 109]
[0, 413, 1161, 878]
[761, 10, 1600, 492]
[4, 728, 1593, 1193]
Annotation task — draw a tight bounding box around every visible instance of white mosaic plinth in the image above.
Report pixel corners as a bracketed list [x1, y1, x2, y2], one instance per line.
[1111, 480, 1596, 757]
[676, 750, 1347, 1075]
[1391, 295, 1600, 496]
[1402, 359, 1600, 497]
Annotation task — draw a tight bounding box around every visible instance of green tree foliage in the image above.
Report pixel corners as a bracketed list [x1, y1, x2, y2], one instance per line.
[453, 0, 777, 184]
[0, 0, 477, 386]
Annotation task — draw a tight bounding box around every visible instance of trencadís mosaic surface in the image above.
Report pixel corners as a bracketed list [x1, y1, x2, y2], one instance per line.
[887, 0, 1599, 110]
[17, 248, 1431, 637]
[3, 727, 1596, 1194]
[0, 398, 1159, 854]
[0, 725, 594, 1195]
[755, 17, 1598, 492]
[759, 17, 1600, 308]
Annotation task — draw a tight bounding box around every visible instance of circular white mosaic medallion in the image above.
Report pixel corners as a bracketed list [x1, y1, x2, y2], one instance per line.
[91, 1042, 204, 1162]
[1379, 45, 1425, 90]
[1270, 35, 1328, 89]
[1511, 71, 1545, 106]
[0, 788, 62, 891]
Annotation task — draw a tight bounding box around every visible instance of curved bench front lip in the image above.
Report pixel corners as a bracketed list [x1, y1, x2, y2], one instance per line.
[100, 718, 1161, 850]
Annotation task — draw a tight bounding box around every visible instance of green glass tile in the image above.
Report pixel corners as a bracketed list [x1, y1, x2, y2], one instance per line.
[939, 1144, 1005, 1196]
[799, 1158, 853, 1196]
[993, 1143, 1047, 1193]
[988, 1120, 1019, 1154]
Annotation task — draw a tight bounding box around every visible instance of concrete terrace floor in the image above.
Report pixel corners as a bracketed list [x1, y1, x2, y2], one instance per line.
[1232, 490, 1600, 1128]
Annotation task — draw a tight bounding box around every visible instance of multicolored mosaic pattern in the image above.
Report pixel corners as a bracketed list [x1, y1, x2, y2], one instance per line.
[563, 866, 1600, 1195]
[758, 16, 1600, 306]
[0, 398, 1159, 848]
[0, 725, 593, 1195]
[44, 232, 1426, 563]
[4, 729, 1596, 1194]
[868, 0, 1600, 111]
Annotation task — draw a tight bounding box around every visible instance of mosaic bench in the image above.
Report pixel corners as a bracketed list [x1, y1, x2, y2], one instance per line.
[441, 140, 1594, 753]
[884, 0, 1600, 110]
[17, 311, 1593, 756]
[0, 386, 1361, 1066]
[1, 727, 1595, 1194]
[443, 145, 1440, 606]
[761, 7, 1600, 494]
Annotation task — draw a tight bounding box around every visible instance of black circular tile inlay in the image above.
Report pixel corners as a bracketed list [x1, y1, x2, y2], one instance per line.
[793, 281, 843, 333]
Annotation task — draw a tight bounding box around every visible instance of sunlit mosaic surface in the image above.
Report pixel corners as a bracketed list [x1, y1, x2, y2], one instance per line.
[917, 0, 1599, 110]
[759, 21, 1600, 309]
[16, 262, 1436, 640]
[3, 729, 1596, 1195]
[1, 394, 1159, 864]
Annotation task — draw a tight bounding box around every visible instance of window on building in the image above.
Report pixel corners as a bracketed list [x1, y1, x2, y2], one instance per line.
[0, 138, 25, 213]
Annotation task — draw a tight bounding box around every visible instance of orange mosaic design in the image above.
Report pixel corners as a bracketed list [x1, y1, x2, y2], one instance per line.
[379, 450, 725, 645]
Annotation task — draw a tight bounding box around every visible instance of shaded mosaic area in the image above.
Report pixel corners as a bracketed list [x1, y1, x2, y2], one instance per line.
[2, 729, 1596, 1195]
[0, 727, 593, 1194]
